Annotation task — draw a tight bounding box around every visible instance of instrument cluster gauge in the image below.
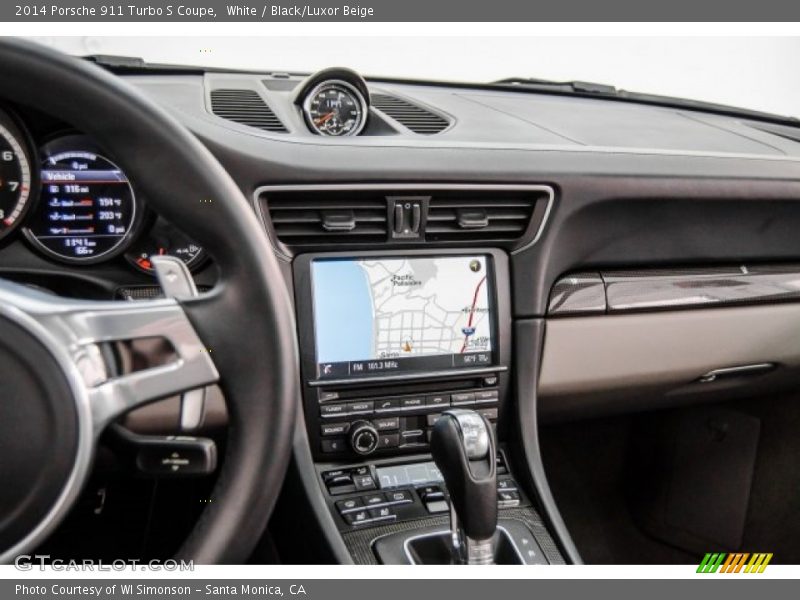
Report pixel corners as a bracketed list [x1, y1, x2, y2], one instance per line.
[125, 218, 206, 274]
[24, 136, 140, 264]
[303, 80, 368, 137]
[0, 108, 35, 242]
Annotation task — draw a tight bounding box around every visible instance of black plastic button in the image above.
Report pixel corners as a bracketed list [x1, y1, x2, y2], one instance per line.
[328, 483, 356, 496]
[450, 392, 476, 406]
[425, 500, 449, 514]
[498, 490, 521, 507]
[318, 390, 340, 402]
[400, 430, 425, 443]
[135, 437, 217, 476]
[374, 398, 401, 412]
[386, 489, 413, 504]
[325, 474, 351, 487]
[352, 465, 370, 476]
[498, 479, 518, 491]
[363, 493, 386, 506]
[321, 422, 350, 436]
[320, 404, 348, 418]
[417, 485, 444, 501]
[425, 394, 450, 407]
[322, 469, 347, 482]
[320, 438, 347, 453]
[348, 400, 374, 415]
[373, 416, 400, 431]
[377, 433, 400, 449]
[400, 397, 425, 410]
[353, 474, 377, 491]
[335, 497, 364, 513]
[426, 413, 442, 427]
[475, 389, 499, 403]
[343, 510, 370, 525]
[368, 506, 395, 520]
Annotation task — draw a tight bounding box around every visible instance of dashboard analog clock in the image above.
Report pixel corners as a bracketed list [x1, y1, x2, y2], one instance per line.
[0, 108, 34, 242]
[303, 80, 368, 137]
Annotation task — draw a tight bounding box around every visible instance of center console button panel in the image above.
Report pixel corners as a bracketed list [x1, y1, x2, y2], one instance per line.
[321, 451, 524, 531]
[317, 387, 500, 455]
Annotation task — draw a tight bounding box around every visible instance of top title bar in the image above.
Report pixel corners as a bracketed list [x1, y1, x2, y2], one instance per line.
[4, 0, 800, 22]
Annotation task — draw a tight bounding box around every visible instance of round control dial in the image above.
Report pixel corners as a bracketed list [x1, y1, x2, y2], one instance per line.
[349, 421, 379, 455]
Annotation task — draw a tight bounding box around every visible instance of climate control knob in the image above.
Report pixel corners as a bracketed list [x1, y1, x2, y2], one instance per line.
[349, 421, 379, 455]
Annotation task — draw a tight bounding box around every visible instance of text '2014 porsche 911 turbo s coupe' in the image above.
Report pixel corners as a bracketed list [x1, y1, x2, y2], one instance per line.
[2, 36, 800, 566]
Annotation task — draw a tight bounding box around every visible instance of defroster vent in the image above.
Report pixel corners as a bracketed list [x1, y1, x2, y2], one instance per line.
[371, 93, 450, 135]
[210, 89, 287, 133]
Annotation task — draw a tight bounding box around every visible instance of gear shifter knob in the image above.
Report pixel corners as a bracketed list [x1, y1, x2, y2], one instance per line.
[430, 409, 497, 563]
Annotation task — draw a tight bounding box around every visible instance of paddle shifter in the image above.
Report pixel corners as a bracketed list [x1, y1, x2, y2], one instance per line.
[430, 409, 498, 564]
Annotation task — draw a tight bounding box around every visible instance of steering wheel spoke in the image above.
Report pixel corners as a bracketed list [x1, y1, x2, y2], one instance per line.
[0, 279, 219, 435]
[1, 38, 297, 564]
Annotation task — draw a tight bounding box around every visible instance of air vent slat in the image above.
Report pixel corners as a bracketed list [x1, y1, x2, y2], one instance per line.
[269, 202, 385, 211]
[427, 223, 526, 234]
[210, 89, 287, 133]
[426, 195, 541, 243]
[265, 195, 389, 247]
[275, 226, 387, 237]
[371, 93, 450, 135]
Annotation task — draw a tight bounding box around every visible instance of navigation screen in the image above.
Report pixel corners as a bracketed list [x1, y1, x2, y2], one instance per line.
[311, 255, 494, 379]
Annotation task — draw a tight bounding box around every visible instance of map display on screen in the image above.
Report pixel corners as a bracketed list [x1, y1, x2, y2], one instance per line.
[311, 255, 494, 378]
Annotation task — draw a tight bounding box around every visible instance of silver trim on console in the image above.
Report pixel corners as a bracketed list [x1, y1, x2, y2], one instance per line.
[549, 265, 800, 316]
[401, 525, 526, 565]
[698, 363, 776, 383]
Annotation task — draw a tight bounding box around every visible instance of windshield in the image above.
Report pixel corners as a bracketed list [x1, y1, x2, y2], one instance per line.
[27, 36, 800, 119]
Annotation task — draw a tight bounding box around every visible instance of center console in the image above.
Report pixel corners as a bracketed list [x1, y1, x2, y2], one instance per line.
[292, 248, 563, 564]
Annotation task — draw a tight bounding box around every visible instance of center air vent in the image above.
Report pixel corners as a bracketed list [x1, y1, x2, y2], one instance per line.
[264, 194, 388, 247]
[426, 195, 546, 243]
[370, 93, 451, 135]
[258, 186, 552, 254]
[210, 89, 287, 133]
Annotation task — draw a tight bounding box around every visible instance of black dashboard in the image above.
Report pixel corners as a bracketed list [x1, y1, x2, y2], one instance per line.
[4, 65, 800, 309]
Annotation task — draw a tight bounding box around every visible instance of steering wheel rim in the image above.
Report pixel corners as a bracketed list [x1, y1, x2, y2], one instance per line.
[0, 38, 299, 563]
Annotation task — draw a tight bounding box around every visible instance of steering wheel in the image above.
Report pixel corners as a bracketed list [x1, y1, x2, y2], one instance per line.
[0, 38, 298, 563]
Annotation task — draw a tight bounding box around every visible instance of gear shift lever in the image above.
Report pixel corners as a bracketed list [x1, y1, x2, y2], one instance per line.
[430, 409, 497, 564]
